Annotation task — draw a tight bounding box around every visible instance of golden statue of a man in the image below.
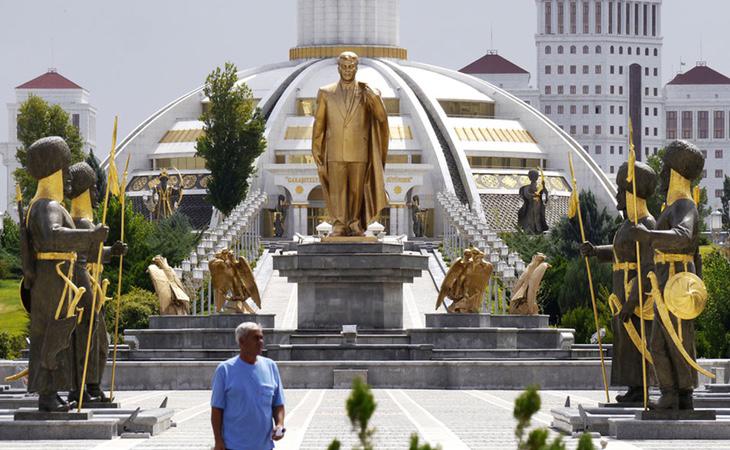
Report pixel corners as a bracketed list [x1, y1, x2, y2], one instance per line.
[312, 52, 389, 236]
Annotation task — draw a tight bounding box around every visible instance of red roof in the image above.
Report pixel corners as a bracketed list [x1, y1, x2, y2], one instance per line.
[667, 65, 730, 85]
[459, 52, 529, 75]
[16, 70, 83, 90]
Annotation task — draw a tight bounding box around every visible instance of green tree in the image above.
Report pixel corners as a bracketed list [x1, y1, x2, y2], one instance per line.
[346, 378, 377, 450]
[0, 215, 22, 279]
[721, 175, 730, 230]
[196, 62, 266, 216]
[14, 95, 86, 201]
[696, 251, 730, 358]
[99, 196, 155, 294]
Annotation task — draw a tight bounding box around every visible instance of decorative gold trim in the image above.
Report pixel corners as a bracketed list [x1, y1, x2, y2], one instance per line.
[667, 169, 692, 205]
[290, 46, 408, 60]
[70, 190, 94, 221]
[37, 251, 77, 261]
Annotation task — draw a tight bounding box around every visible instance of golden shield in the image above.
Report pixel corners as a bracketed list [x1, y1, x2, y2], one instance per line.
[663, 272, 707, 320]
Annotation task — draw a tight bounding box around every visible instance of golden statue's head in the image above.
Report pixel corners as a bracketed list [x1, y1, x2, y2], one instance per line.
[337, 51, 359, 83]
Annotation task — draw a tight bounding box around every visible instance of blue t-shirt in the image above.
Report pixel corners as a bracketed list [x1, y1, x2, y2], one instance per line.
[211, 356, 285, 450]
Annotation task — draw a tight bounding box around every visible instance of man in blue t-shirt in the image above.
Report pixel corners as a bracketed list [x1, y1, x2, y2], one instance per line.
[211, 322, 285, 450]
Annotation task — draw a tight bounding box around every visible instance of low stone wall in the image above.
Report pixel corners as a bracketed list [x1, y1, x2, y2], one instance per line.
[2, 359, 728, 391]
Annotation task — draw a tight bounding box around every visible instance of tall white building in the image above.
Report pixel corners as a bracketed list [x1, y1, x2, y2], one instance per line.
[665, 62, 730, 212]
[0, 69, 96, 217]
[535, 0, 664, 176]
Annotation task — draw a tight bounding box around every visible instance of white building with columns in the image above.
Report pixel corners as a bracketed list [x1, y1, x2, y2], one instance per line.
[665, 62, 730, 212]
[108, 0, 617, 236]
[0, 69, 97, 218]
[535, 0, 664, 176]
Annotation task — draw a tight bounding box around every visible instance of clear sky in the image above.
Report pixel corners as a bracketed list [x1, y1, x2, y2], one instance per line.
[0, 0, 727, 157]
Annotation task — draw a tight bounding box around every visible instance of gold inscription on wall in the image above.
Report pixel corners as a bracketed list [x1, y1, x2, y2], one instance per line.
[286, 176, 319, 184]
[386, 176, 413, 183]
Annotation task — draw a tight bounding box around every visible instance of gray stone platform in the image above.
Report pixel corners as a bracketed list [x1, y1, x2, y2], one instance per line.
[273, 242, 428, 329]
[552, 404, 730, 436]
[0, 406, 174, 440]
[148, 313, 275, 329]
[608, 418, 730, 439]
[425, 313, 549, 328]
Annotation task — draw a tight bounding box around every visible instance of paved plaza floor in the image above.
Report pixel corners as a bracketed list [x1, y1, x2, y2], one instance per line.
[2, 389, 730, 450]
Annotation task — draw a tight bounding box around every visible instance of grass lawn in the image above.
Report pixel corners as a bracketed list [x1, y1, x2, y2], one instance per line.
[0, 279, 27, 335]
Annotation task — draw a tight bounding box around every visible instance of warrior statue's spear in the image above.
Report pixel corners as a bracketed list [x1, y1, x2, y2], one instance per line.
[109, 154, 131, 401]
[78, 116, 119, 411]
[568, 153, 610, 403]
[627, 120, 649, 410]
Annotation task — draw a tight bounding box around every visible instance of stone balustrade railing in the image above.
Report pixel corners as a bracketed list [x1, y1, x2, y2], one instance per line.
[174, 189, 268, 315]
[436, 191, 525, 314]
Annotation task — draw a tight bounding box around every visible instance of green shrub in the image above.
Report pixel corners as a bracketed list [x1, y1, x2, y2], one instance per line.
[514, 386, 594, 450]
[105, 287, 159, 335]
[0, 215, 22, 279]
[0, 331, 26, 360]
[559, 307, 596, 344]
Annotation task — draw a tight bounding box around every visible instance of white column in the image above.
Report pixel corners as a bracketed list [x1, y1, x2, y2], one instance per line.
[397, 207, 408, 235]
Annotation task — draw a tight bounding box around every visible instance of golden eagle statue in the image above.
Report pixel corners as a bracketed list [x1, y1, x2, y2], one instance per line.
[436, 248, 493, 313]
[208, 249, 261, 314]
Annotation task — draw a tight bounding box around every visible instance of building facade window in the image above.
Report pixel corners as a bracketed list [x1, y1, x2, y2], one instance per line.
[570, 65, 577, 74]
[570, 1, 577, 33]
[595, 2, 602, 33]
[583, 105, 590, 114]
[583, 2, 590, 33]
[595, 105, 601, 114]
[716, 149, 724, 159]
[610, 145, 615, 154]
[569, 85, 576, 95]
[72, 114, 80, 129]
[558, 105, 565, 114]
[558, 45, 564, 54]
[717, 190, 724, 199]
[544, 105, 552, 114]
[558, 2, 565, 34]
[545, 85, 552, 95]
[582, 85, 589, 94]
[666, 111, 677, 139]
[558, 65, 564, 74]
[682, 111, 693, 139]
[595, 125, 602, 135]
[583, 65, 589, 74]
[570, 125, 577, 134]
[595, 65, 602, 74]
[583, 45, 589, 54]
[545, 1, 552, 34]
[570, 45, 577, 54]
[558, 85, 565, 94]
[698, 111, 709, 139]
[570, 105, 577, 114]
[596, 145, 602, 154]
[617, 2, 622, 34]
[608, 1, 613, 34]
[716, 169, 724, 178]
[595, 85, 601, 94]
[714, 111, 725, 138]
[545, 65, 552, 74]
[582, 125, 589, 135]
[545, 45, 552, 54]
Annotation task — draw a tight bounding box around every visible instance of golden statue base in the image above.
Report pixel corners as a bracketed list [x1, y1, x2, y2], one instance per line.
[321, 235, 379, 243]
